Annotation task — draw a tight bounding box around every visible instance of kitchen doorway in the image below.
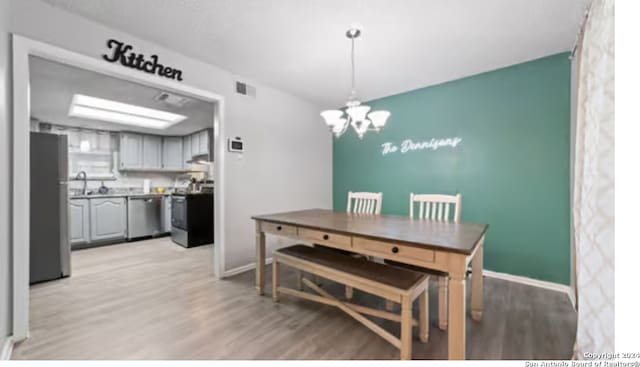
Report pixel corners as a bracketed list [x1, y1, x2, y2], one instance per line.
[12, 35, 226, 341]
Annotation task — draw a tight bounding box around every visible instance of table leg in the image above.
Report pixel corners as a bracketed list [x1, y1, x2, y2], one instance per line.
[448, 270, 466, 360]
[471, 236, 484, 321]
[255, 223, 265, 296]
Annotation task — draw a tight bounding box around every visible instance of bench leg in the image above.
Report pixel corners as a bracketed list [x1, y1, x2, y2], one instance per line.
[419, 290, 429, 343]
[385, 299, 394, 311]
[438, 276, 448, 331]
[400, 296, 413, 360]
[272, 258, 280, 302]
[345, 286, 354, 300]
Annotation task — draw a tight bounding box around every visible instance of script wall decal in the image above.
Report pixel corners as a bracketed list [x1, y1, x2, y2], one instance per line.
[381, 137, 463, 156]
[102, 39, 183, 81]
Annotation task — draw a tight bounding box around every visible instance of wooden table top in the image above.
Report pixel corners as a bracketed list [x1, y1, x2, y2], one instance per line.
[252, 209, 488, 255]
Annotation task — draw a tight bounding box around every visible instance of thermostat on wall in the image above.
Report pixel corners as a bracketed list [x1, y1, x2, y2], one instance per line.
[228, 137, 244, 153]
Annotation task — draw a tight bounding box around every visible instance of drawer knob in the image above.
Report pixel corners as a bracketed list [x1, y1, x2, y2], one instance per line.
[277, 226, 282, 231]
[323, 234, 329, 240]
[391, 246, 399, 254]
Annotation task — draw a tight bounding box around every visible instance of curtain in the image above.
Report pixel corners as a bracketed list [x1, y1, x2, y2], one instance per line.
[572, 0, 614, 358]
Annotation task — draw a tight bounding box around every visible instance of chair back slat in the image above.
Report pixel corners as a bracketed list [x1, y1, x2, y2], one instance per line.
[347, 191, 383, 215]
[409, 193, 462, 223]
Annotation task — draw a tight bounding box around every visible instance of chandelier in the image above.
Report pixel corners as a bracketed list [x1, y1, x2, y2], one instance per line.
[321, 27, 390, 139]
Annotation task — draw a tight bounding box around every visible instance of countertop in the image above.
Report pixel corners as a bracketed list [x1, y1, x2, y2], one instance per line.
[70, 192, 172, 199]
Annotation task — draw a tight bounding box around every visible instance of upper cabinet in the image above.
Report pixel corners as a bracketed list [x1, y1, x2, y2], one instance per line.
[189, 129, 213, 157]
[119, 130, 211, 172]
[182, 134, 192, 169]
[191, 131, 200, 157]
[119, 133, 143, 170]
[162, 136, 183, 170]
[142, 135, 162, 169]
[198, 129, 209, 155]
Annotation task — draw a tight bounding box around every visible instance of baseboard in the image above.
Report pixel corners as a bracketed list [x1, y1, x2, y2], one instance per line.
[478, 268, 574, 305]
[223, 257, 273, 278]
[1, 336, 13, 360]
[568, 287, 577, 310]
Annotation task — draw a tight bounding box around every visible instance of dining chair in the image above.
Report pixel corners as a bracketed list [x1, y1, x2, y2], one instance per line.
[304, 191, 383, 299]
[346, 191, 383, 215]
[386, 193, 461, 331]
[344, 192, 382, 298]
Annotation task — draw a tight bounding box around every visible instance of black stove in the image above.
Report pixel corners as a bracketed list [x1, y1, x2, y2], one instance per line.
[171, 192, 213, 248]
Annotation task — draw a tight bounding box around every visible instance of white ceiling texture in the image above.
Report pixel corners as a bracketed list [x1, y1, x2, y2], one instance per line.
[30, 56, 215, 135]
[40, 0, 590, 108]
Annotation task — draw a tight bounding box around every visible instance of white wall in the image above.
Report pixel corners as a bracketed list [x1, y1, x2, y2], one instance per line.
[9, 0, 332, 274]
[0, 0, 12, 352]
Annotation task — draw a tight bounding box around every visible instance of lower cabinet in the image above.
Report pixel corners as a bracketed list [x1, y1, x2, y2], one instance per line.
[69, 199, 90, 247]
[70, 195, 174, 249]
[89, 197, 127, 242]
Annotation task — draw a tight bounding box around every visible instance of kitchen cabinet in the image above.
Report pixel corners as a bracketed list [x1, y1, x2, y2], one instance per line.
[198, 130, 209, 155]
[162, 136, 183, 170]
[120, 131, 208, 172]
[69, 198, 90, 247]
[191, 131, 200, 157]
[89, 197, 127, 242]
[119, 133, 143, 169]
[142, 135, 162, 169]
[183, 134, 192, 168]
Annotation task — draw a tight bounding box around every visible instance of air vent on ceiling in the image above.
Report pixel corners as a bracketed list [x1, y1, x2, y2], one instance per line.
[235, 81, 256, 97]
[154, 92, 193, 108]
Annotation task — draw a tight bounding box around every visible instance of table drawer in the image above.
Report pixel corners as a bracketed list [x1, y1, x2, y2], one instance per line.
[298, 228, 352, 250]
[262, 222, 297, 237]
[353, 237, 435, 265]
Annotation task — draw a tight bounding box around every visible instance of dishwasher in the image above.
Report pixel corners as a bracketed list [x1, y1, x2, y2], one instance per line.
[127, 196, 163, 239]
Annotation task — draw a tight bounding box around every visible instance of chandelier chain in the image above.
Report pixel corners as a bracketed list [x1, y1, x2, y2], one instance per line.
[350, 36, 356, 99]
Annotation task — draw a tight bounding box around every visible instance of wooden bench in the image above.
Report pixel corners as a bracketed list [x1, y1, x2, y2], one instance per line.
[272, 244, 431, 360]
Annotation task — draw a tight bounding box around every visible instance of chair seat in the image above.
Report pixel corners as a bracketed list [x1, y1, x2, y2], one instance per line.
[277, 244, 426, 291]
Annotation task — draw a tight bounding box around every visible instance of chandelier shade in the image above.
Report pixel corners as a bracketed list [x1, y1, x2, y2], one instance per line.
[321, 27, 390, 139]
[367, 110, 391, 131]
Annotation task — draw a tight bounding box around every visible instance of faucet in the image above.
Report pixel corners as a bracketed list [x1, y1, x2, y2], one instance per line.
[76, 171, 88, 195]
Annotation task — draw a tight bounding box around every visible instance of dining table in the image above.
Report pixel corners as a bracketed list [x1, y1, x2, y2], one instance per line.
[251, 208, 488, 360]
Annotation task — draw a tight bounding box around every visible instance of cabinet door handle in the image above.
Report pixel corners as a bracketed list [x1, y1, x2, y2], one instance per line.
[391, 246, 399, 254]
[276, 226, 282, 231]
[323, 234, 329, 240]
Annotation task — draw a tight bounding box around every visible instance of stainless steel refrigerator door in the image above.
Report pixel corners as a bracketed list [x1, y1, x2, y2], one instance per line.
[58, 133, 71, 277]
[30, 132, 70, 283]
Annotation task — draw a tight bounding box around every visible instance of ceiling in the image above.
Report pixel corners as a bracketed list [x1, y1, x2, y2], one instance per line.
[30, 56, 215, 135]
[39, 0, 590, 108]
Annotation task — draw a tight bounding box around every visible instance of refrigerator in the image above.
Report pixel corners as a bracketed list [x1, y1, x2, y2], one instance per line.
[30, 132, 71, 284]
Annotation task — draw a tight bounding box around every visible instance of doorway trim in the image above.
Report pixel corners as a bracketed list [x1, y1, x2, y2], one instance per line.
[12, 34, 227, 341]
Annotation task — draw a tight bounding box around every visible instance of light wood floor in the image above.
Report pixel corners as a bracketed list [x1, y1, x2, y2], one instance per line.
[12, 237, 577, 360]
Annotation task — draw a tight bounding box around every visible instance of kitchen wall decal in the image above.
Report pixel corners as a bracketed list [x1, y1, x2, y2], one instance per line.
[381, 137, 462, 156]
[102, 39, 183, 81]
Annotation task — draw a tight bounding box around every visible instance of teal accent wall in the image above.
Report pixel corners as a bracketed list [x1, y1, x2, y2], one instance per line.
[333, 53, 571, 285]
